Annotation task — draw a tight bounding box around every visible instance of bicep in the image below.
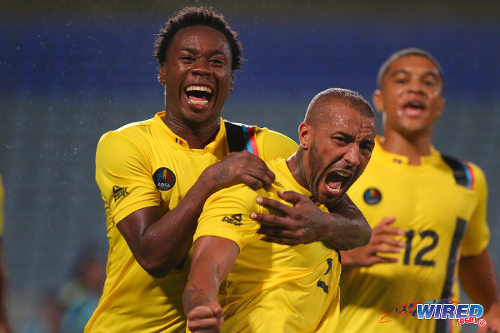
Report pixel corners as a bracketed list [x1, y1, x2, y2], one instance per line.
[117, 206, 161, 253]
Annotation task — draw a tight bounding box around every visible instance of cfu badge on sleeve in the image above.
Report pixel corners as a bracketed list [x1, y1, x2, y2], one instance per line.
[153, 167, 176, 191]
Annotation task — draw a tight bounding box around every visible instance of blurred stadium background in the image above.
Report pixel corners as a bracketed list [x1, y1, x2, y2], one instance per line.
[0, 0, 498, 331]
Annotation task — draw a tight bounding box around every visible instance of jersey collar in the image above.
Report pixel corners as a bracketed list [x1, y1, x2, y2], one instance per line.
[154, 112, 226, 151]
[375, 136, 442, 166]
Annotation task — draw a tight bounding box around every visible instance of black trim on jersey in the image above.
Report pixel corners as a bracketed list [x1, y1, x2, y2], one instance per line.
[435, 218, 467, 333]
[441, 155, 469, 188]
[224, 120, 253, 153]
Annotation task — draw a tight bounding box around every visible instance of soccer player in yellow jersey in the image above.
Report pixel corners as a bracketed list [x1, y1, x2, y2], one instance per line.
[86, 7, 371, 333]
[0, 175, 11, 333]
[183, 88, 377, 333]
[338, 48, 500, 333]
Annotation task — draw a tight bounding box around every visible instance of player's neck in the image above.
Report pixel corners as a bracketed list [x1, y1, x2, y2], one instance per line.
[162, 114, 220, 149]
[287, 149, 309, 191]
[380, 129, 433, 165]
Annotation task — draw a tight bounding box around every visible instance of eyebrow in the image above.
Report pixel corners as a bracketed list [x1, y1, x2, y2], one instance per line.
[180, 48, 227, 56]
[391, 69, 410, 77]
[391, 69, 440, 81]
[336, 130, 375, 144]
[335, 131, 355, 141]
[421, 72, 440, 81]
[363, 138, 375, 146]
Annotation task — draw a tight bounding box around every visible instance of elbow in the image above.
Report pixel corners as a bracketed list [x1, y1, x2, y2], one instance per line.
[144, 265, 170, 278]
[334, 219, 372, 251]
[347, 218, 372, 249]
[350, 196, 372, 247]
[358, 222, 372, 247]
[347, 214, 372, 249]
[130, 243, 190, 278]
[135, 255, 176, 278]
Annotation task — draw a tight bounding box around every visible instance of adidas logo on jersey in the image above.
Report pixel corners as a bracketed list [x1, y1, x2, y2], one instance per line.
[222, 214, 243, 226]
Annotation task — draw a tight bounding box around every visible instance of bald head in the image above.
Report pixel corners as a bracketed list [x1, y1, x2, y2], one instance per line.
[290, 87, 376, 208]
[304, 88, 375, 128]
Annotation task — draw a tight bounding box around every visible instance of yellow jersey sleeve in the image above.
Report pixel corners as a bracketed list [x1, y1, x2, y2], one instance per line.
[255, 128, 298, 161]
[195, 184, 263, 251]
[95, 130, 162, 225]
[460, 162, 490, 256]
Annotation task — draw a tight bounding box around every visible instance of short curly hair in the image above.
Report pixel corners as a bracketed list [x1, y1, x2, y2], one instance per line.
[153, 7, 242, 71]
[376, 48, 444, 91]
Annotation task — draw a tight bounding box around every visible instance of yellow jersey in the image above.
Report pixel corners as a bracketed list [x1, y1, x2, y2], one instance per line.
[194, 158, 341, 333]
[338, 137, 489, 333]
[86, 112, 297, 333]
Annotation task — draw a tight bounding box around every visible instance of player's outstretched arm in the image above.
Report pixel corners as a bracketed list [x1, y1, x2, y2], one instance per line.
[117, 151, 275, 277]
[251, 191, 371, 250]
[341, 217, 405, 268]
[183, 236, 239, 333]
[459, 249, 500, 333]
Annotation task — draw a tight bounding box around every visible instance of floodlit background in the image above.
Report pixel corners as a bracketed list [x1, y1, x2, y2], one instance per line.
[0, 1, 498, 331]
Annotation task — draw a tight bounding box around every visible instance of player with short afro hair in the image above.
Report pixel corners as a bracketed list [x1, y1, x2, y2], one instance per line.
[153, 6, 243, 71]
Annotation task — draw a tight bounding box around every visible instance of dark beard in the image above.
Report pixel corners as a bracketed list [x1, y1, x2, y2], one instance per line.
[307, 142, 323, 200]
[295, 148, 309, 191]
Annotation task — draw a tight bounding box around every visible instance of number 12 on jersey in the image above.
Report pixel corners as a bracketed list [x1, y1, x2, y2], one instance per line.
[403, 229, 438, 267]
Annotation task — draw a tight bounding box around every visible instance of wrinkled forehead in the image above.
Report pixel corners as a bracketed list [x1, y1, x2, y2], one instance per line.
[321, 102, 376, 135]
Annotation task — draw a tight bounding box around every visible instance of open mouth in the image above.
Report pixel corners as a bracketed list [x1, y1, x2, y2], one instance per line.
[403, 100, 426, 115]
[325, 170, 351, 195]
[185, 85, 213, 106]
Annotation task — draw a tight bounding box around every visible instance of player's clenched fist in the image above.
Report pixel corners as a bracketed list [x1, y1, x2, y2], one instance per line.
[187, 302, 224, 333]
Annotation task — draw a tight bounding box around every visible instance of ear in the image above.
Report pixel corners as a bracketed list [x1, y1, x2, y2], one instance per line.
[158, 64, 167, 85]
[373, 89, 384, 113]
[298, 122, 311, 150]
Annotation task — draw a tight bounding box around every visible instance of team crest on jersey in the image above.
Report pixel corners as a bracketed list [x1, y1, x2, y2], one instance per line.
[363, 188, 382, 205]
[113, 185, 129, 202]
[153, 167, 176, 191]
[222, 214, 243, 226]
